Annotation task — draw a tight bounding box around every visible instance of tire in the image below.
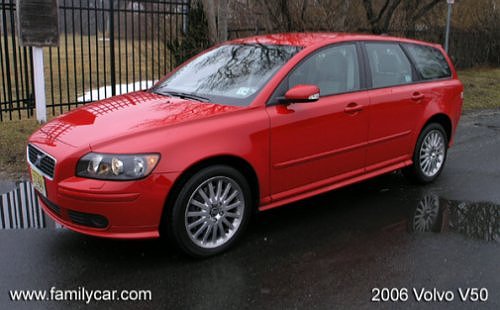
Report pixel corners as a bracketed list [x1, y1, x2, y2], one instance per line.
[403, 123, 448, 184]
[168, 165, 252, 257]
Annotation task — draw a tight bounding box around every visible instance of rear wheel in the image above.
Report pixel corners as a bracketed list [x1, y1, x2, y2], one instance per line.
[403, 123, 448, 184]
[169, 165, 251, 257]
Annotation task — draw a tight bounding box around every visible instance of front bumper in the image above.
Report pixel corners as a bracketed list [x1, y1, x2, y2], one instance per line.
[36, 173, 178, 239]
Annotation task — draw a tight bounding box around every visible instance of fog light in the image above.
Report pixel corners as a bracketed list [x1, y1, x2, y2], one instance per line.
[90, 215, 109, 228]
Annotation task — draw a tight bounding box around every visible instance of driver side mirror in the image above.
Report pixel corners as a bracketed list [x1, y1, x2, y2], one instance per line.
[282, 84, 320, 104]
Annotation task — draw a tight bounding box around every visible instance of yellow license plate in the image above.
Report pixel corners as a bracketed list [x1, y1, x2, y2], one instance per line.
[31, 167, 47, 197]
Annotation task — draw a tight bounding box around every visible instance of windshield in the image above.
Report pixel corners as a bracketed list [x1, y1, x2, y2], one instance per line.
[152, 44, 302, 106]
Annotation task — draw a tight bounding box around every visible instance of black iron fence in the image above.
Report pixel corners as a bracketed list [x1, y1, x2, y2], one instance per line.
[0, 0, 34, 121]
[0, 0, 190, 121]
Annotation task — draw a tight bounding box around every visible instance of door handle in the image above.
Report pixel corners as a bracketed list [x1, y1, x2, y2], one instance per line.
[411, 92, 425, 101]
[344, 102, 363, 114]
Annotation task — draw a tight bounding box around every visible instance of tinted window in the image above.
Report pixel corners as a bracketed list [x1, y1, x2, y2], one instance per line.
[404, 44, 451, 80]
[289, 44, 360, 96]
[153, 44, 301, 106]
[365, 43, 413, 88]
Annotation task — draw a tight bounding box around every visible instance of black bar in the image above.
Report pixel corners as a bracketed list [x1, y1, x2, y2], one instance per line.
[28, 46, 34, 116]
[138, 7, 142, 90]
[8, 3, 21, 119]
[102, 0, 107, 98]
[87, 0, 92, 102]
[131, 6, 135, 90]
[48, 47, 55, 114]
[57, 5, 187, 16]
[0, 18, 5, 122]
[145, 5, 149, 88]
[109, 0, 116, 96]
[71, 0, 78, 106]
[95, 0, 100, 100]
[163, 2, 167, 74]
[157, 2, 161, 79]
[2, 1, 13, 121]
[151, 2, 155, 84]
[63, 0, 70, 111]
[169, 2, 173, 70]
[17, 45, 26, 117]
[23, 46, 33, 117]
[124, 5, 129, 93]
[79, 0, 85, 106]
[56, 40, 62, 114]
[117, 0, 122, 90]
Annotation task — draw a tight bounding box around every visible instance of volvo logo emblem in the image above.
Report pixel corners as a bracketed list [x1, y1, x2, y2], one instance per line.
[34, 153, 45, 166]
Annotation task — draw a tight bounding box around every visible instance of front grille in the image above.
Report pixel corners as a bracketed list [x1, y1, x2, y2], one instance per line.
[38, 194, 61, 215]
[68, 210, 109, 229]
[27, 144, 56, 178]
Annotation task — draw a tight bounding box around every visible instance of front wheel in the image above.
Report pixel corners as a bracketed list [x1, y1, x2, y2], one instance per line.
[403, 123, 448, 184]
[169, 165, 252, 257]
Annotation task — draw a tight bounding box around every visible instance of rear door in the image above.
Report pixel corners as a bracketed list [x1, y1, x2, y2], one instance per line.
[363, 42, 427, 172]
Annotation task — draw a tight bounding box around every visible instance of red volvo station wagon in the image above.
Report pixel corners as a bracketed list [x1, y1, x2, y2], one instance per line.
[28, 33, 463, 256]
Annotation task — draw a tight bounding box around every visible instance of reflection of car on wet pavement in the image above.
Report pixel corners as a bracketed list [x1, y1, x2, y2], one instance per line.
[26, 33, 463, 256]
[408, 194, 499, 241]
[410, 194, 443, 232]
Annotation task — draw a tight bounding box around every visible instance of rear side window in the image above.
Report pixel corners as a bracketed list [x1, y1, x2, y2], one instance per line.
[404, 44, 451, 80]
[365, 43, 413, 88]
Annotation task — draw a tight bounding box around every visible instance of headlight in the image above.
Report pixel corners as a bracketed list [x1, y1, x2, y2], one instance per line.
[76, 153, 160, 180]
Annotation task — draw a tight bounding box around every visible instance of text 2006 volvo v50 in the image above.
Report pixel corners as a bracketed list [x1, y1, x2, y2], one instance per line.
[28, 33, 463, 256]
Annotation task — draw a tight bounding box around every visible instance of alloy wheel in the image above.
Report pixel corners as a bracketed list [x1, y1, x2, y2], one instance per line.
[419, 130, 446, 177]
[184, 176, 245, 249]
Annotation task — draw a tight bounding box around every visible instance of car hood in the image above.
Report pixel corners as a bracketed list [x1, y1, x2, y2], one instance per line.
[36, 91, 243, 148]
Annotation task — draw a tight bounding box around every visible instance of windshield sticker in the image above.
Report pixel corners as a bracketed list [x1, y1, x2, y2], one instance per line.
[236, 87, 255, 97]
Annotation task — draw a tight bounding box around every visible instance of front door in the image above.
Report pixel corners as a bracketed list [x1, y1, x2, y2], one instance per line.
[267, 43, 369, 200]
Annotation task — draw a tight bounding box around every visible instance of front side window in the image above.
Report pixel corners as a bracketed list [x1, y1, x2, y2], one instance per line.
[404, 44, 451, 80]
[288, 44, 361, 96]
[365, 43, 413, 88]
[153, 44, 301, 106]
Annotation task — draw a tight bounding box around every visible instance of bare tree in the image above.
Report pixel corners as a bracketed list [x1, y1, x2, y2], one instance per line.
[201, 0, 218, 43]
[201, 0, 228, 44]
[217, 0, 228, 41]
[361, 0, 403, 34]
[255, 0, 293, 32]
[253, 0, 353, 32]
[361, 0, 442, 34]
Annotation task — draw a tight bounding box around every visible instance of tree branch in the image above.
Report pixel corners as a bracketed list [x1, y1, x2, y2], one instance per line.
[412, 0, 441, 22]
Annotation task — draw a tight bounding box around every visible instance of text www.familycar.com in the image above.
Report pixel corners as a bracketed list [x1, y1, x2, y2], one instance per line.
[9, 287, 152, 304]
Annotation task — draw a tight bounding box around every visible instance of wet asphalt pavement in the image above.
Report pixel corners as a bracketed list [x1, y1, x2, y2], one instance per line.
[1, 110, 499, 309]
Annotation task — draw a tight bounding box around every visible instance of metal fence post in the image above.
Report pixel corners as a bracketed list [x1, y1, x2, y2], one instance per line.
[444, 0, 454, 53]
[109, 0, 116, 96]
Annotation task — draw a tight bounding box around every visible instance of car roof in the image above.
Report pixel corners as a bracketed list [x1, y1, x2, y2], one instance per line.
[230, 32, 441, 49]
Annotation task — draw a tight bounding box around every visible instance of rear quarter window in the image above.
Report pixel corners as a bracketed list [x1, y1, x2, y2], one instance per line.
[404, 44, 451, 80]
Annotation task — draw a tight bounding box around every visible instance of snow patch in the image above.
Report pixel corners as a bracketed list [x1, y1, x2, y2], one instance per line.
[77, 80, 157, 102]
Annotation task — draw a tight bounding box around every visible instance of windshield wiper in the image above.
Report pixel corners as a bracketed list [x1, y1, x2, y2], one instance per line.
[154, 90, 210, 102]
